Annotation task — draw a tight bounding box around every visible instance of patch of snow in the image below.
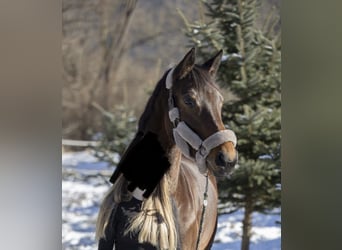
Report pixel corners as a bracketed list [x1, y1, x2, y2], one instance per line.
[214, 210, 281, 250]
[62, 150, 281, 250]
[62, 178, 109, 249]
[63, 150, 119, 170]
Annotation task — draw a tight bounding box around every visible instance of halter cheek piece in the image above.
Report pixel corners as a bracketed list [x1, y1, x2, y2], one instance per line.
[166, 68, 237, 173]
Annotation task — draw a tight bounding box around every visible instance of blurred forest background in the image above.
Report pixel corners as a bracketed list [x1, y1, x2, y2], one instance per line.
[62, 0, 279, 141]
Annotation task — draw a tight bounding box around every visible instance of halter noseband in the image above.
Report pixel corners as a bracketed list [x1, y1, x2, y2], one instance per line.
[166, 68, 237, 173]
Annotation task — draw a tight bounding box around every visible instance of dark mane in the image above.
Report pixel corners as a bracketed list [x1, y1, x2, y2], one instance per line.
[137, 69, 170, 131]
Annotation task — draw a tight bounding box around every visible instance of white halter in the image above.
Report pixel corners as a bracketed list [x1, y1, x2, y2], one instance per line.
[166, 68, 237, 173]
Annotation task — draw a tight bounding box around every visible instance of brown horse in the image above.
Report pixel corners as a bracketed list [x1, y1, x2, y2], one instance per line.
[96, 48, 238, 250]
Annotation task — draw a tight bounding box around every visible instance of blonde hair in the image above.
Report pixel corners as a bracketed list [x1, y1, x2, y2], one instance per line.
[96, 173, 178, 250]
[95, 174, 130, 240]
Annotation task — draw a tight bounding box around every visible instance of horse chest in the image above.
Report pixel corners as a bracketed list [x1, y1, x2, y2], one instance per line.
[174, 163, 218, 249]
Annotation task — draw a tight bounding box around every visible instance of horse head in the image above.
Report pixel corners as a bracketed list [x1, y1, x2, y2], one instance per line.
[168, 48, 238, 177]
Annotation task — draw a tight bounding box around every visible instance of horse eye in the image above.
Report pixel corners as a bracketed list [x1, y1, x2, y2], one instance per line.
[183, 96, 195, 107]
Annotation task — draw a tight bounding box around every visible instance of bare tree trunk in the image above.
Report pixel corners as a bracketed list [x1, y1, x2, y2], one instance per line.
[241, 196, 253, 250]
[97, 0, 138, 110]
[62, 0, 138, 139]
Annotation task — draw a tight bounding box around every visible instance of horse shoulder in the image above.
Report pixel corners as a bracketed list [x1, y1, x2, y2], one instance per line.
[173, 159, 218, 249]
[200, 174, 218, 249]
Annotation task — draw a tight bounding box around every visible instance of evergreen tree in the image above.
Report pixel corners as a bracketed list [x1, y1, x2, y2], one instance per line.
[181, 0, 281, 249]
[92, 103, 137, 166]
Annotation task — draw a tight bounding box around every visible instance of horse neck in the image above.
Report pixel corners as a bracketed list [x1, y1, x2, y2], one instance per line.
[139, 77, 175, 152]
[167, 147, 218, 198]
[166, 147, 183, 194]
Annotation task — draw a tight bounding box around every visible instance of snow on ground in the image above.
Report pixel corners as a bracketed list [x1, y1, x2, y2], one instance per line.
[62, 150, 281, 250]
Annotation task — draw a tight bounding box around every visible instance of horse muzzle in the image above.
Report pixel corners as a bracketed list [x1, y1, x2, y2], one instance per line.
[208, 141, 238, 177]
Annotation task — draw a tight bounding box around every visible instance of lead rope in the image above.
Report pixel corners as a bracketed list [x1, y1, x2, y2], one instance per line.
[195, 172, 209, 250]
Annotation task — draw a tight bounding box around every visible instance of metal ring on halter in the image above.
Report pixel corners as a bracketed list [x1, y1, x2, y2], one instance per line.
[198, 145, 207, 157]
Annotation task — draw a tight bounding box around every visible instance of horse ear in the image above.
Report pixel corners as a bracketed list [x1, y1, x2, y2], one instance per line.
[173, 47, 196, 80]
[202, 49, 223, 77]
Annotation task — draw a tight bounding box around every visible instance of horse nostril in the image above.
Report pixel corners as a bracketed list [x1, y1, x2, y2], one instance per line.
[215, 151, 237, 167]
[215, 151, 227, 167]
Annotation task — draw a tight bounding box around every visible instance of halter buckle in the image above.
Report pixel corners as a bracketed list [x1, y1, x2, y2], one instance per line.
[198, 145, 207, 157]
[173, 118, 179, 127]
[168, 94, 174, 109]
